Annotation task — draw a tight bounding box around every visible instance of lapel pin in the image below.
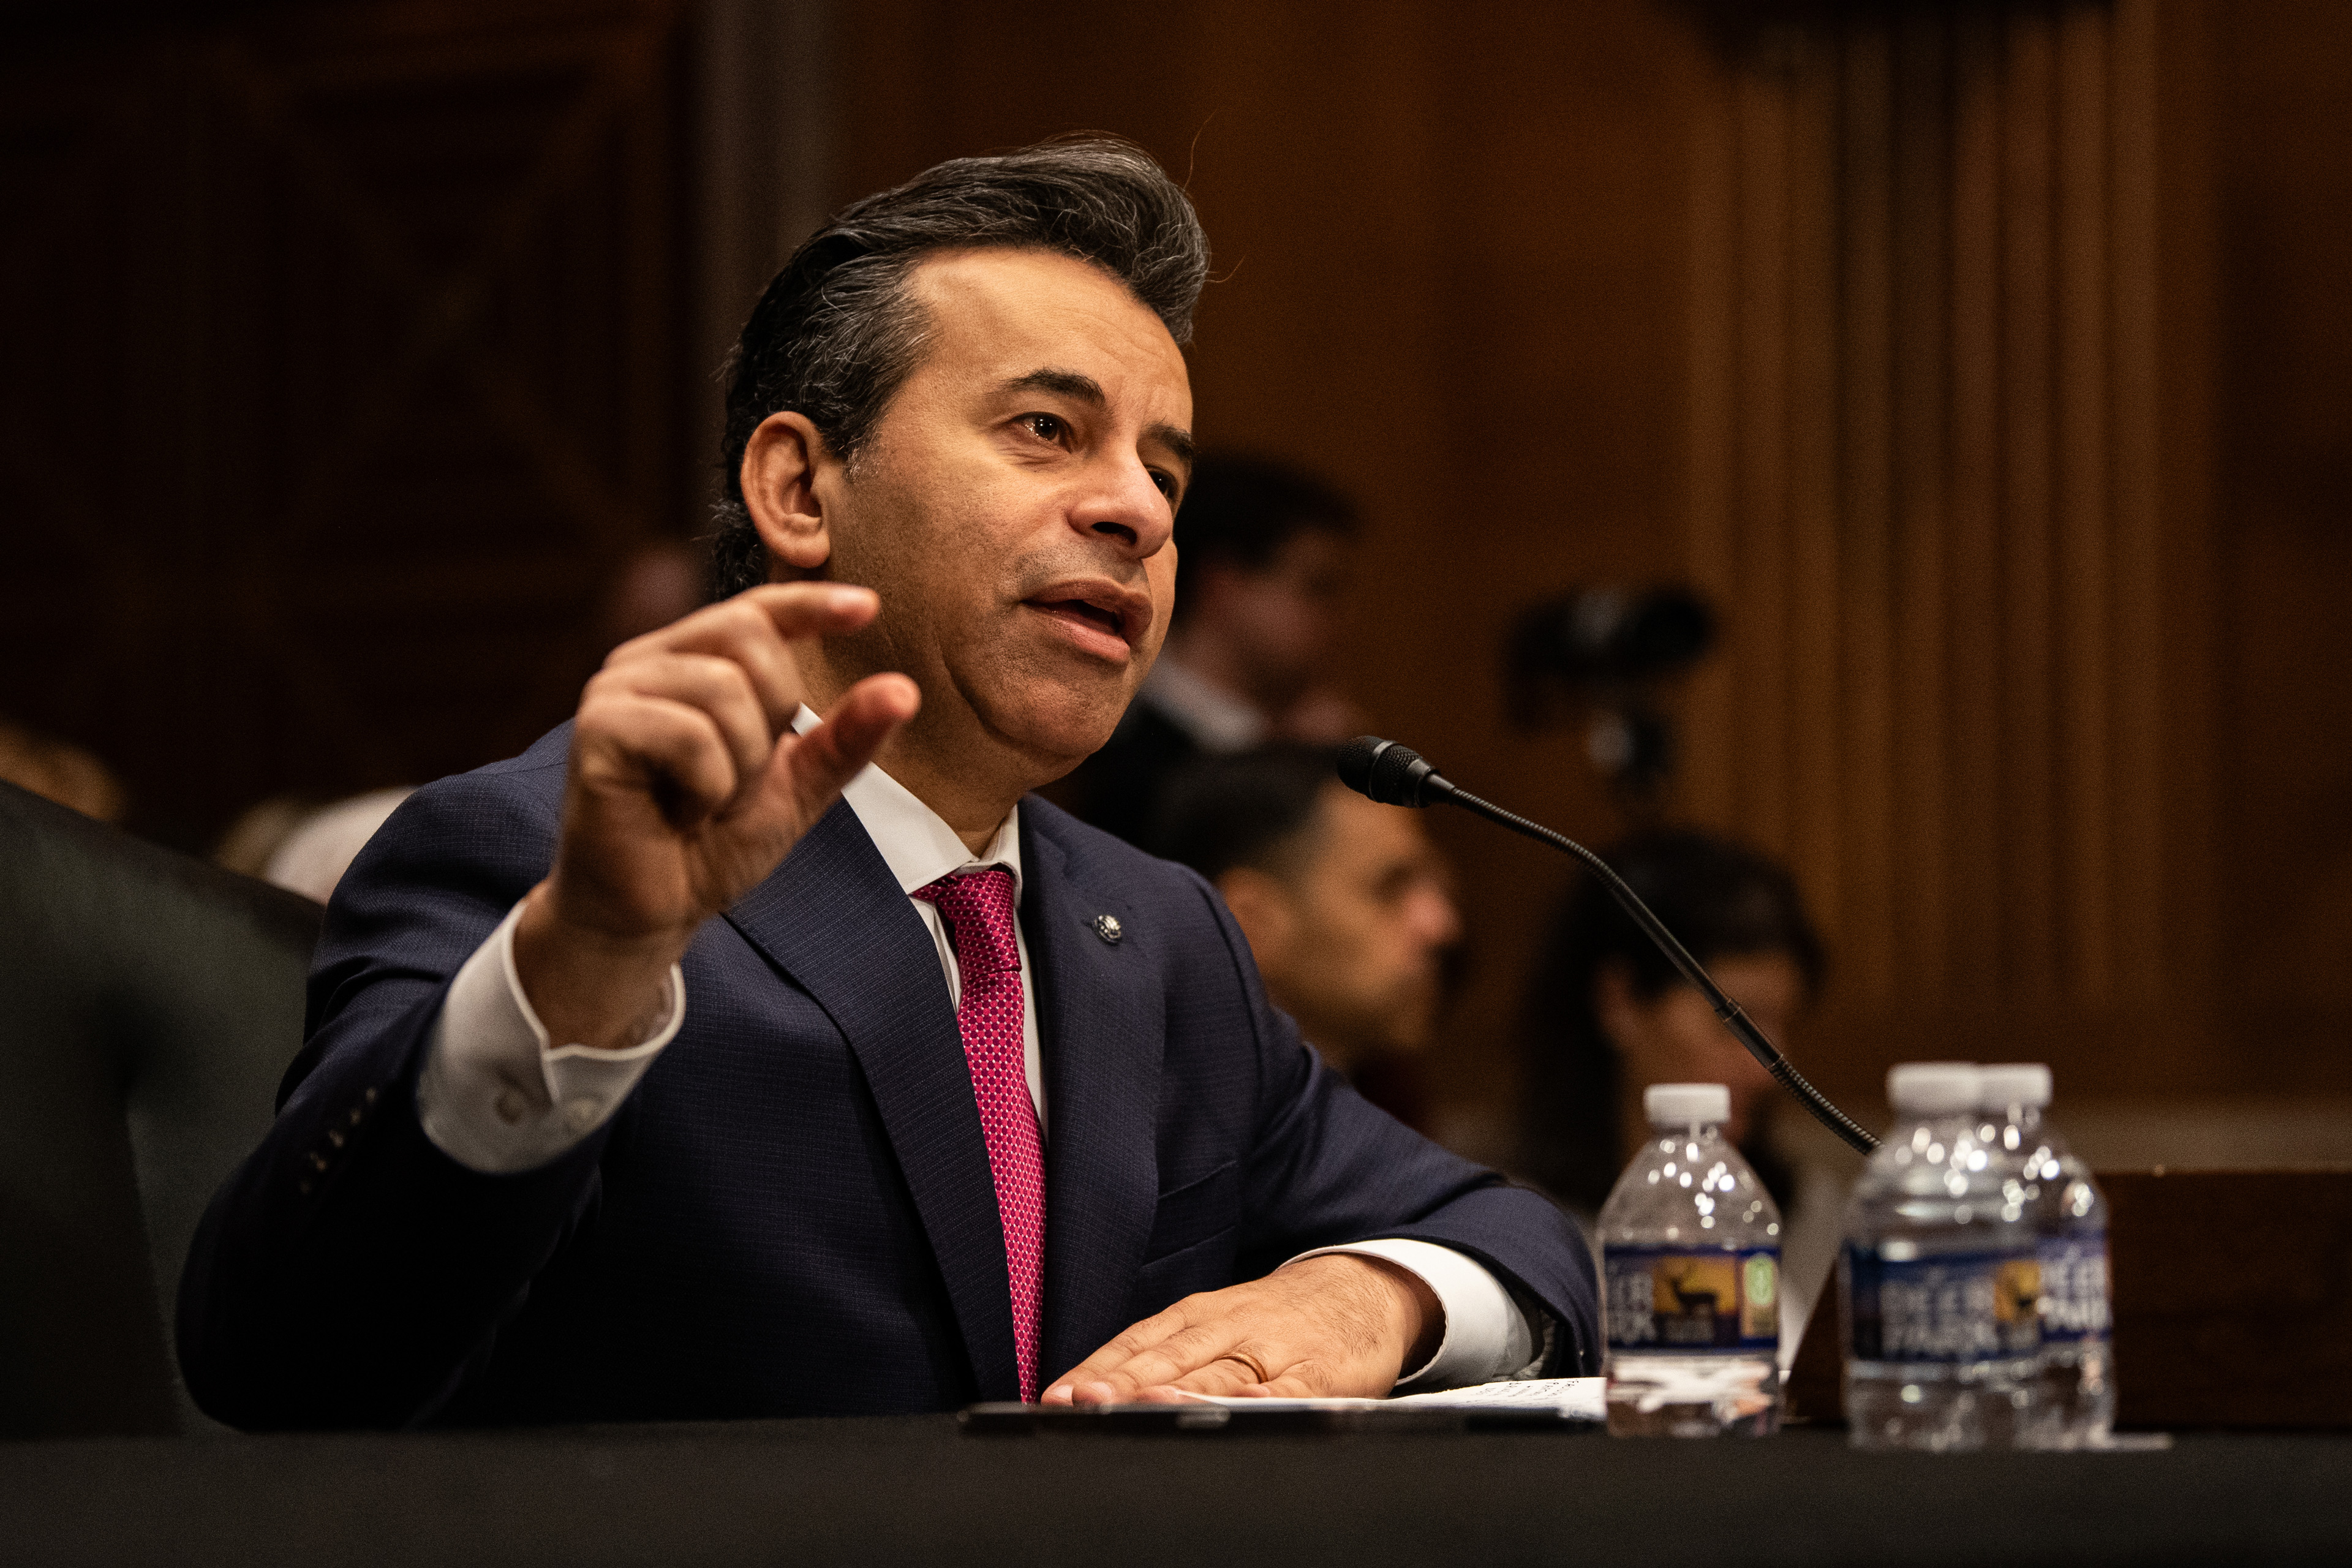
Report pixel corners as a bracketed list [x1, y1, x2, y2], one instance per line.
[1093, 913, 1123, 945]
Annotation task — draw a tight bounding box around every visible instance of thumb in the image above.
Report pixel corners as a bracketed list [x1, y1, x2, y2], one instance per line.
[774, 674, 921, 821]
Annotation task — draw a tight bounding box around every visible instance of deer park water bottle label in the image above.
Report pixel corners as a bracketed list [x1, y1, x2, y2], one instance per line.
[2037, 1235, 2112, 1343]
[1605, 1246, 1779, 1352]
[1845, 1245, 2041, 1364]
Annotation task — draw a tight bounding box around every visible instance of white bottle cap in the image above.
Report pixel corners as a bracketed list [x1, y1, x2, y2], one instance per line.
[1887, 1061, 1981, 1115]
[1978, 1062, 2053, 1110]
[1643, 1082, 1731, 1126]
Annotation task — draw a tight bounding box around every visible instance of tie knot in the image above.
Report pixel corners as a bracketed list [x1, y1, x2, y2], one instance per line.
[913, 868, 1020, 975]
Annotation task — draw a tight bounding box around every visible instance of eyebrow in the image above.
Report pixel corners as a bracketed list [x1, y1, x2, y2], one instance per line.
[1002, 368, 1196, 474]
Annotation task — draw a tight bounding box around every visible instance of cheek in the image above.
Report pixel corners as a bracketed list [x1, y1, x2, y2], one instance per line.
[1666, 1020, 1721, 1073]
[1668, 1006, 1752, 1079]
[1140, 558, 1178, 652]
[1251, 598, 1318, 656]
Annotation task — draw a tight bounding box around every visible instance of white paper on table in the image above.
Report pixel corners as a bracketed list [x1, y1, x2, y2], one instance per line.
[1175, 1376, 1605, 1420]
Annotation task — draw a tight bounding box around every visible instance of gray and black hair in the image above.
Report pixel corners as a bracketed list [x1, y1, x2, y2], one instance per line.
[709, 135, 1211, 598]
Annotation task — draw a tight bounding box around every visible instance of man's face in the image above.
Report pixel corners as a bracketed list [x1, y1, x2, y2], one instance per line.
[1195, 529, 1352, 714]
[1244, 785, 1463, 1068]
[818, 248, 1194, 778]
[1598, 953, 1806, 1148]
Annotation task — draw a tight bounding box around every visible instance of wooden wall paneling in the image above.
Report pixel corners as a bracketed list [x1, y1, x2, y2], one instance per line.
[0, 2, 698, 846]
[1946, 4, 2003, 1020]
[2143, 0, 2217, 1045]
[1839, 22, 1898, 1011]
[207, 8, 692, 809]
[1735, 62, 1793, 856]
[2108, 0, 2166, 1006]
[2208, 0, 2352, 1088]
[693, 0, 832, 339]
[0, 29, 143, 833]
[0, 42, 196, 831]
[1891, 6, 1957, 1016]
[692, 1, 835, 507]
[1684, 50, 1741, 834]
[2056, 2, 2114, 1006]
[1680, 0, 2209, 1099]
[1789, 41, 1845, 943]
[2000, 5, 2059, 1009]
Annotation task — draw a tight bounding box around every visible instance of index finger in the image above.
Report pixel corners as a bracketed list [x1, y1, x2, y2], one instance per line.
[616, 582, 878, 665]
[733, 580, 881, 640]
[1041, 1299, 1193, 1402]
[618, 583, 881, 733]
[1045, 1307, 1257, 1406]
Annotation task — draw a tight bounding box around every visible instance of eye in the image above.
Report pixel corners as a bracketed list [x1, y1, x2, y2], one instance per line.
[1017, 412, 1066, 443]
[1148, 469, 1178, 502]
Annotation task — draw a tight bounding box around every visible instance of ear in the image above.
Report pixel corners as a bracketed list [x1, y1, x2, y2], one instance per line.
[741, 411, 835, 577]
[1215, 867, 1298, 973]
[1592, 957, 1645, 1054]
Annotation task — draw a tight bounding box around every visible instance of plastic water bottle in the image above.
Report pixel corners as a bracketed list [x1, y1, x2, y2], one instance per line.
[1599, 1082, 1783, 1437]
[1841, 1062, 2041, 1450]
[1980, 1062, 2114, 1448]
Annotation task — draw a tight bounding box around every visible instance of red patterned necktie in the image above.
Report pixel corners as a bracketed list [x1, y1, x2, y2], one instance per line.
[912, 868, 1046, 1402]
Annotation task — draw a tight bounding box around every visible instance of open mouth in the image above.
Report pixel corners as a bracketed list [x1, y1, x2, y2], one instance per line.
[1021, 575, 1150, 661]
[1039, 597, 1125, 638]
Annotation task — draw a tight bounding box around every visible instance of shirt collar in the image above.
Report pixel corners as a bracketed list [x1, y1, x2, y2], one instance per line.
[791, 706, 1023, 901]
[1137, 656, 1268, 752]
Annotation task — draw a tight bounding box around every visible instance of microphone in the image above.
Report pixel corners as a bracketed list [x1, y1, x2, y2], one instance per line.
[1336, 737, 1879, 1155]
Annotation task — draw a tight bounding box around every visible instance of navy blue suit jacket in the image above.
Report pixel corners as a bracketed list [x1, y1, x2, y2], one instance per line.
[178, 725, 1599, 1429]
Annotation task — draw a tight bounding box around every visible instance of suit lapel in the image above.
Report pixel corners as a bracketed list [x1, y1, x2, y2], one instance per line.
[723, 801, 1020, 1402]
[1022, 813, 1166, 1384]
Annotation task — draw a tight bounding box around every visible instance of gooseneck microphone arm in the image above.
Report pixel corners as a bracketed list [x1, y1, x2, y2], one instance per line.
[1337, 737, 1879, 1156]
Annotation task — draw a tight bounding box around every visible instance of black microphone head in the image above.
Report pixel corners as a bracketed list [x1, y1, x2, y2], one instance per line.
[1336, 736, 1453, 807]
[1336, 735, 1389, 796]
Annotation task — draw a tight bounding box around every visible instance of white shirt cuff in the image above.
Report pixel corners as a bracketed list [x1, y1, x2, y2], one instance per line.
[1285, 1237, 1540, 1392]
[416, 899, 685, 1174]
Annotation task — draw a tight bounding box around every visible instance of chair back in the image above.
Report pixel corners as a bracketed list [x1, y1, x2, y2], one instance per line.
[0, 781, 320, 1436]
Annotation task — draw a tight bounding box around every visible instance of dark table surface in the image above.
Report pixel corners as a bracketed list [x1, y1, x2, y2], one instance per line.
[5, 1416, 2349, 1567]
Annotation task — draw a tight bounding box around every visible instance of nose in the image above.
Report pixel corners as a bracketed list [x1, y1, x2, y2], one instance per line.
[1409, 881, 1463, 951]
[1073, 453, 1176, 560]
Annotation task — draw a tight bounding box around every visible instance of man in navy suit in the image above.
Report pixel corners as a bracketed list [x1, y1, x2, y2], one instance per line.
[178, 139, 1599, 1428]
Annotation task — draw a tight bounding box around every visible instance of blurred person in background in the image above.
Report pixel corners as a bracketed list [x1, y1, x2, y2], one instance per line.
[1057, 454, 1360, 843]
[214, 798, 315, 880]
[1150, 744, 1462, 1124]
[0, 718, 126, 823]
[1515, 829, 1843, 1352]
[216, 790, 418, 906]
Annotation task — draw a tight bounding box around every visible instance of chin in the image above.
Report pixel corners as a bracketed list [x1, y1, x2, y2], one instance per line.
[979, 673, 1133, 778]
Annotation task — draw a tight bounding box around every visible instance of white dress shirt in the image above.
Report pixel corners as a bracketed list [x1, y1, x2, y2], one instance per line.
[414, 708, 1541, 1390]
[1134, 657, 1268, 752]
